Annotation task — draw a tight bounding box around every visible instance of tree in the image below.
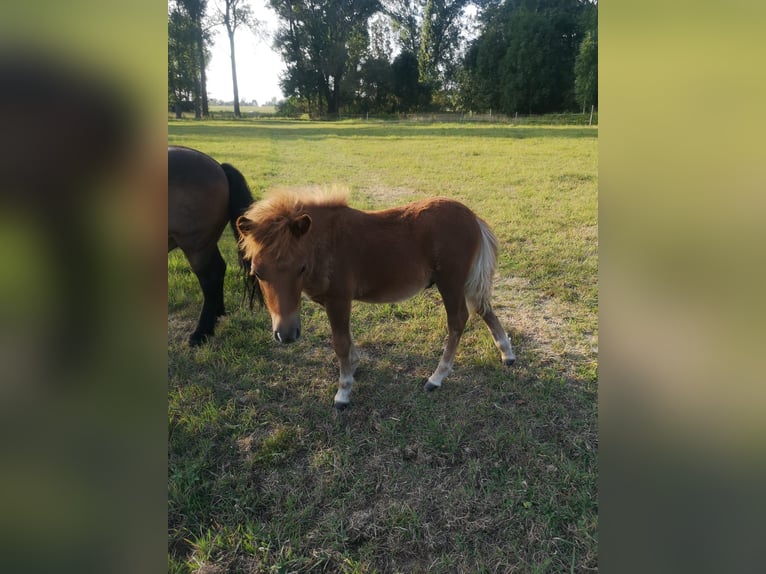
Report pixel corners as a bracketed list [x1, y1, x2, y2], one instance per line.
[382, 0, 469, 105]
[168, 3, 197, 115]
[168, 0, 215, 118]
[380, 0, 423, 55]
[368, 13, 396, 60]
[574, 30, 596, 112]
[574, 2, 597, 112]
[352, 55, 394, 113]
[391, 50, 425, 111]
[270, 0, 380, 117]
[215, 0, 256, 118]
[460, 0, 587, 114]
[178, 0, 213, 118]
[269, 0, 326, 116]
[418, 0, 437, 84]
[457, 36, 498, 112]
[417, 0, 469, 89]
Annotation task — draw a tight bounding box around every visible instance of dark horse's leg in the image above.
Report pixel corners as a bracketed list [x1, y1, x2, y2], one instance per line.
[184, 244, 226, 346]
[425, 281, 470, 391]
[325, 299, 360, 409]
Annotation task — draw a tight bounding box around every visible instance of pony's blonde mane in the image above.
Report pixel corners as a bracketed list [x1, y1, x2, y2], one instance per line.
[239, 186, 349, 261]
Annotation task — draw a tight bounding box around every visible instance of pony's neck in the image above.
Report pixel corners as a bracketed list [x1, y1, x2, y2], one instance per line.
[301, 202, 350, 294]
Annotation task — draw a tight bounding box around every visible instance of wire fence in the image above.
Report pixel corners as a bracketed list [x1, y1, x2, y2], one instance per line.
[171, 109, 598, 126]
[333, 110, 598, 125]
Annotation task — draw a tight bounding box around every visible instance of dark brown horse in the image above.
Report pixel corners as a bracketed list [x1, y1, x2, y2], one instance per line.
[236, 189, 515, 408]
[168, 146, 259, 345]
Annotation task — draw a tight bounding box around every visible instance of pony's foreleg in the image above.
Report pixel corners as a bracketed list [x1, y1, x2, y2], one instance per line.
[326, 300, 360, 409]
[479, 305, 516, 366]
[425, 290, 469, 391]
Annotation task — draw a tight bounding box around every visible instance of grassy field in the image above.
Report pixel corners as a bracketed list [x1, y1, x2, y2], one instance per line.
[168, 119, 598, 573]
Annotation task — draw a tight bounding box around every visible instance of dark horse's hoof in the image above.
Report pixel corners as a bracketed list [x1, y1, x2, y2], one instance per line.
[334, 401, 350, 411]
[504, 357, 516, 366]
[424, 381, 440, 392]
[189, 332, 210, 347]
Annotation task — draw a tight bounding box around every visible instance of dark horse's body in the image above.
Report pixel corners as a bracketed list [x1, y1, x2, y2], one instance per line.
[168, 146, 256, 345]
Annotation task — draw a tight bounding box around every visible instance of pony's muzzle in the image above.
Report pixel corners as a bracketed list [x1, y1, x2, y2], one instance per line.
[272, 311, 301, 344]
[274, 326, 301, 344]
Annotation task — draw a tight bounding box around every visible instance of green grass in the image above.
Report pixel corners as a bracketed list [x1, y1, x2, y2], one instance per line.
[168, 118, 597, 572]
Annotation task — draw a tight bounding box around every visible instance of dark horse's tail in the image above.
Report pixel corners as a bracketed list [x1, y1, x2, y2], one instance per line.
[221, 163, 263, 308]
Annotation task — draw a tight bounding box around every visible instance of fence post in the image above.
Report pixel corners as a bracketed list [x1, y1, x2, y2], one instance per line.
[588, 104, 594, 126]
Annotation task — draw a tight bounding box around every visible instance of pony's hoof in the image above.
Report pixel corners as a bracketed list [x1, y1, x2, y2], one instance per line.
[424, 381, 440, 392]
[334, 401, 350, 411]
[504, 357, 516, 366]
[189, 332, 210, 347]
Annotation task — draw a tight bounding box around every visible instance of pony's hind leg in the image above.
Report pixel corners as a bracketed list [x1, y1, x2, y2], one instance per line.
[185, 245, 226, 346]
[426, 287, 469, 391]
[479, 305, 515, 365]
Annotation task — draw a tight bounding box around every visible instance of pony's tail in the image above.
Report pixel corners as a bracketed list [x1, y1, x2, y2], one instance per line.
[221, 163, 254, 238]
[464, 217, 498, 316]
[221, 163, 263, 309]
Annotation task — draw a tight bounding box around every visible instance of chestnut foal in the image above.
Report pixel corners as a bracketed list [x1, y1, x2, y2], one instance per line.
[237, 189, 515, 408]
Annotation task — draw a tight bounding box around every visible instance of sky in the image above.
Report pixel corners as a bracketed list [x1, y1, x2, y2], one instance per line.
[205, 2, 285, 105]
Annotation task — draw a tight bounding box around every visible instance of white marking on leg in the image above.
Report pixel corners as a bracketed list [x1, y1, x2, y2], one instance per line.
[481, 307, 515, 364]
[334, 372, 354, 405]
[334, 345, 360, 405]
[427, 357, 453, 388]
[497, 333, 515, 363]
[426, 326, 463, 390]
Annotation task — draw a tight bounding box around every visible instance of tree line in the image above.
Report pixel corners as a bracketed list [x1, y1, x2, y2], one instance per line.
[169, 0, 597, 118]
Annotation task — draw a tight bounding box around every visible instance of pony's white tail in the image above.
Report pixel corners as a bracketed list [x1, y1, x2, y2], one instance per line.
[465, 217, 498, 315]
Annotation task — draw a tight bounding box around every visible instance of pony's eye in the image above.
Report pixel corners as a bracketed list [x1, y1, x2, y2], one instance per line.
[299, 264, 307, 276]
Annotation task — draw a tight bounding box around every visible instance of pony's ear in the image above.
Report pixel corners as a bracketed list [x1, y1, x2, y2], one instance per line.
[289, 214, 312, 238]
[236, 215, 254, 236]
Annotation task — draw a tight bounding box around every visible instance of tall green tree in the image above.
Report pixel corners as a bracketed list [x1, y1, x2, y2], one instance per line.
[168, 0, 216, 118]
[418, 0, 437, 84]
[368, 13, 396, 59]
[574, 1, 597, 112]
[270, 0, 380, 116]
[215, 0, 256, 117]
[391, 49, 428, 111]
[417, 0, 469, 89]
[178, 0, 213, 118]
[168, 3, 197, 115]
[382, 0, 468, 98]
[380, 0, 423, 55]
[460, 0, 588, 114]
[457, 29, 501, 112]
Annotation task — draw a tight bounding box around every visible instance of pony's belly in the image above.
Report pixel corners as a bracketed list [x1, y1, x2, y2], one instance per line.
[355, 278, 430, 304]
